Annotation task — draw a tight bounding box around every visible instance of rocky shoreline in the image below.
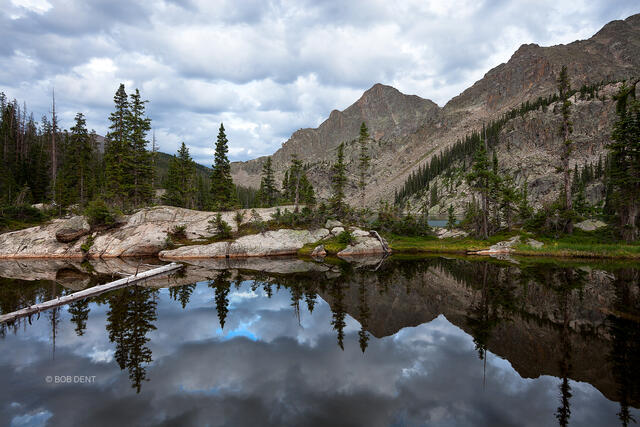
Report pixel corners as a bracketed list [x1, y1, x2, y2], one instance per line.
[0, 206, 389, 260]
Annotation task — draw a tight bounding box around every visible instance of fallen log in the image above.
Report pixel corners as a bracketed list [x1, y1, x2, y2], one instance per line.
[370, 230, 391, 254]
[0, 262, 183, 324]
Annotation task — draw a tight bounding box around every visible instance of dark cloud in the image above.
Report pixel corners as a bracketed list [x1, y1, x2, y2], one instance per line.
[0, 0, 637, 162]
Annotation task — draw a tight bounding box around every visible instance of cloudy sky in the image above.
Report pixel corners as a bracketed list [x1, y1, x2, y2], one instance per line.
[0, 0, 637, 165]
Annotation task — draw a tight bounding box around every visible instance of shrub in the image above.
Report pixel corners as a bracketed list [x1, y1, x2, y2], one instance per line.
[168, 224, 187, 240]
[0, 205, 45, 224]
[337, 230, 355, 245]
[234, 211, 244, 229]
[84, 200, 117, 227]
[210, 212, 232, 239]
[81, 235, 94, 253]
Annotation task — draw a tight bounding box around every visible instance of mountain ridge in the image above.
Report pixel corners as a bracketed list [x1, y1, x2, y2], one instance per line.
[230, 13, 640, 207]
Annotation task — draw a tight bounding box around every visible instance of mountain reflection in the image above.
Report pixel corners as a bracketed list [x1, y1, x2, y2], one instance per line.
[0, 256, 638, 425]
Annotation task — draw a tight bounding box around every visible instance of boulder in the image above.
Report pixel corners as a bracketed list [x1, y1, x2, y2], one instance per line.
[575, 219, 607, 232]
[331, 226, 345, 235]
[435, 227, 468, 239]
[337, 236, 386, 257]
[311, 245, 326, 258]
[475, 236, 520, 255]
[159, 228, 329, 259]
[351, 229, 371, 238]
[55, 216, 91, 243]
[325, 219, 343, 229]
[527, 238, 544, 249]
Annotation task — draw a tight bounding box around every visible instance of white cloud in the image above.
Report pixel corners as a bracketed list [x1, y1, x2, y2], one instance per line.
[0, 0, 637, 163]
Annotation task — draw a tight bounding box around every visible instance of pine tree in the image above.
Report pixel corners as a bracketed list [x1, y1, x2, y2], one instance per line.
[289, 154, 303, 211]
[63, 113, 94, 206]
[607, 80, 640, 241]
[357, 122, 371, 209]
[258, 157, 278, 207]
[163, 143, 196, 208]
[210, 123, 238, 211]
[127, 89, 154, 207]
[489, 151, 502, 231]
[104, 84, 130, 208]
[281, 170, 289, 202]
[500, 174, 519, 231]
[518, 180, 533, 222]
[557, 65, 574, 233]
[447, 205, 456, 230]
[466, 142, 495, 239]
[299, 173, 316, 206]
[330, 142, 348, 215]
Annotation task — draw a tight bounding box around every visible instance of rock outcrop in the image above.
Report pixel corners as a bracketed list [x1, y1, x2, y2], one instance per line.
[159, 228, 330, 259]
[337, 233, 389, 257]
[0, 206, 294, 259]
[576, 219, 607, 231]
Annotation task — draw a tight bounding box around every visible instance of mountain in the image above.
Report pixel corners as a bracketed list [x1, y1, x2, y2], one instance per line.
[230, 13, 640, 209]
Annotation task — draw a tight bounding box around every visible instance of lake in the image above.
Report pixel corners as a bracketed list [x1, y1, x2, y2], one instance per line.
[0, 256, 638, 426]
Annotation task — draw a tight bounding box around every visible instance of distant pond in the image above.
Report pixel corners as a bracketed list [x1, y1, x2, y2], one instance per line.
[0, 256, 638, 426]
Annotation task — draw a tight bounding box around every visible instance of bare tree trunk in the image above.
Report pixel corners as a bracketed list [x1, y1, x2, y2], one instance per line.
[51, 89, 57, 205]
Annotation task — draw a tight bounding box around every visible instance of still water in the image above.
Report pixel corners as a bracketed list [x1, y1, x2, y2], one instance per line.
[0, 256, 638, 427]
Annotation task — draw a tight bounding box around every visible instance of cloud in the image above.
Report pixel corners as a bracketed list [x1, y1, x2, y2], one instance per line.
[0, 0, 637, 163]
[0, 277, 632, 427]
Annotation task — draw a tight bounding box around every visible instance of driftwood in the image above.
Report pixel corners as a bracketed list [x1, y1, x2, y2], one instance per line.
[370, 230, 391, 254]
[0, 262, 183, 324]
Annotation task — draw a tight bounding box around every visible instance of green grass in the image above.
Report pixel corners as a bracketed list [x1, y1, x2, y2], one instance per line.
[383, 229, 640, 259]
[298, 236, 347, 256]
[385, 231, 522, 254]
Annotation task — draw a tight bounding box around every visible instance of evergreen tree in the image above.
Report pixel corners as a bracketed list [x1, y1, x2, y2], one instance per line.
[518, 180, 533, 222]
[489, 151, 502, 230]
[500, 174, 519, 231]
[58, 113, 94, 206]
[258, 157, 278, 207]
[196, 174, 211, 210]
[330, 142, 348, 215]
[127, 89, 154, 207]
[447, 205, 456, 230]
[557, 65, 575, 233]
[162, 142, 197, 208]
[430, 182, 438, 208]
[357, 122, 371, 209]
[607, 80, 640, 241]
[289, 154, 303, 211]
[466, 141, 495, 239]
[104, 84, 130, 208]
[210, 123, 238, 211]
[298, 173, 316, 206]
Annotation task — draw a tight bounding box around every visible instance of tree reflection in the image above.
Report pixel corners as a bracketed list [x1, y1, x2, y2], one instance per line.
[357, 277, 370, 353]
[608, 268, 640, 427]
[554, 276, 573, 427]
[106, 286, 158, 393]
[329, 282, 347, 350]
[169, 283, 196, 309]
[210, 271, 231, 329]
[68, 298, 90, 336]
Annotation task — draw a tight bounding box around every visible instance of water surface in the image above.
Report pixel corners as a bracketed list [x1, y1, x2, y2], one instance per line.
[0, 256, 638, 426]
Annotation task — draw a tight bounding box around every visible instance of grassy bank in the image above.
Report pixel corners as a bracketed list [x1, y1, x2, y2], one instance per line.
[384, 230, 640, 259]
[298, 236, 348, 256]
